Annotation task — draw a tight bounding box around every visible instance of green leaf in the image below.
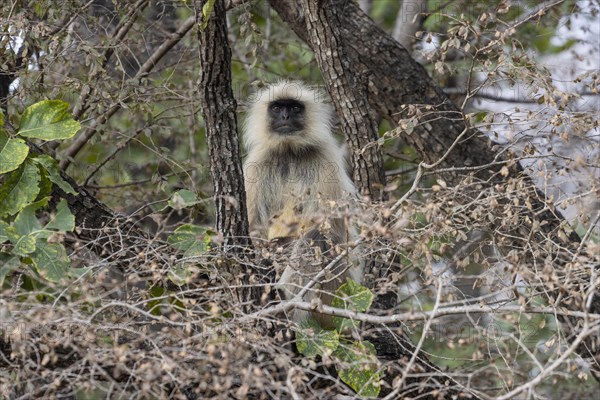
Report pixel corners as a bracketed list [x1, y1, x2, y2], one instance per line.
[549, 38, 576, 54]
[12, 234, 37, 256]
[147, 286, 166, 316]
[36, 172, 53, 200]
[32, 155, 77, 194]
[44, 199, 75, 232]
[168, 264, 196, 286]
[32, 2, 47, 18]
[167, 224, 211, 256]
[30, 242, 70, 282]
[0, 131, 29, 174]
[332, 279, 373, 311]
[0, 253, 20, 285]
[14, 197, 48, 235]
[295, 318, 340, 357]
[0, 222, 30, 255]
[69, 267, 93, 278]
[168, 189, 199, 210]
[0, 162, 41, 216]
[0, 220, 11, 242]
[333, 313, 359, 332]
[18, 100, 81, 141]
[200, 0, 216, 29]
[0, 222, 18, 244]
[332, 279, 374, 332]
[334, 340, 381, 397]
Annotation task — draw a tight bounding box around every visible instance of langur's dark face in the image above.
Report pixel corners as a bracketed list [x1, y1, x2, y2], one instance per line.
[268, 99, 305, 135]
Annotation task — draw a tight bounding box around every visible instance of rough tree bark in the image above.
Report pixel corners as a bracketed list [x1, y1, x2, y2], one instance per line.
[195, 0, 249, 249]
[269, 0, 600, 383]
[300, 0, 387, 202]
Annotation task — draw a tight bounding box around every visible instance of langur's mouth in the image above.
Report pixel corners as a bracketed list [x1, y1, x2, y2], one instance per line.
[273, 124, 303, 135]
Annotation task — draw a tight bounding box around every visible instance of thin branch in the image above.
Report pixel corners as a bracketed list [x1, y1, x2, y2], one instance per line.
[496, 321, 599, 400]
[59, 15, 196, 171]
[385, 277, 443, 399]
[70, 0, 150, 121]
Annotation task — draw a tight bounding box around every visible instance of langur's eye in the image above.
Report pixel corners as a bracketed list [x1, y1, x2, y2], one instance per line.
[292, 106, 301, 113]
[271, 106, 281, 112]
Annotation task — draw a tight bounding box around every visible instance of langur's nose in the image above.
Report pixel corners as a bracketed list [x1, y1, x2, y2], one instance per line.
[281, 109, 289, 120]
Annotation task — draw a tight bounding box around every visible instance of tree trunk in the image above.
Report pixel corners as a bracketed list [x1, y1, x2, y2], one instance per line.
[195, 0, 250, 249]
[300, 0, 387, 202]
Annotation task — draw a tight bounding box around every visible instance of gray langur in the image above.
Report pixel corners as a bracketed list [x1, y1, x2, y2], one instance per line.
[242, 80, 362, 328]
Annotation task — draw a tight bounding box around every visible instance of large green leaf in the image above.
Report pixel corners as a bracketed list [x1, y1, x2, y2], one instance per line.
[167, 189, 199, 210]
[14, 197, 48, 235]
[31, 242, 70, 282]
[332, 279, 374, 332]
[0, 220, 10, 242]
[44, 199, 75, 232]
[0, 253, 20, 285]
[332, 279, 374, 312]
[0, 131, 29, 174]
[200, 0, 216, 29]
[12, 234, 37, 256]
[32, 155, 77, 194]
[334, 340, 381, 397]
[295, 318, 340, 357]
[3, 198, 47, 257]
[0, 162, 41, 216]
[0, 222, 18, 245]
[167, 224, 211, 256]
[18, 100, 80, 141]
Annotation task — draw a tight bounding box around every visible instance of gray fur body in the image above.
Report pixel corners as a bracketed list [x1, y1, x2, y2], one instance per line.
[242, 81, 362, 328]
